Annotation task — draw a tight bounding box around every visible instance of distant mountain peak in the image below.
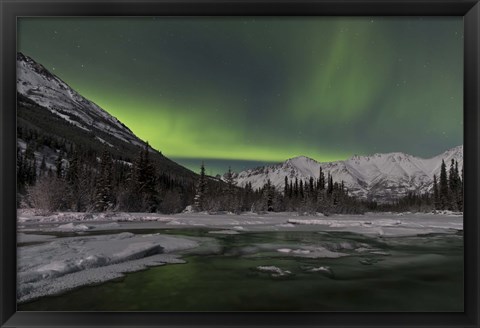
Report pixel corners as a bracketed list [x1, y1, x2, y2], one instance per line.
[224, 146, 463, 203]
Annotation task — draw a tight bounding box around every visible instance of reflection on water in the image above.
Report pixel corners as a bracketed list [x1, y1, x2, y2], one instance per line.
[19, 230, 463, 312]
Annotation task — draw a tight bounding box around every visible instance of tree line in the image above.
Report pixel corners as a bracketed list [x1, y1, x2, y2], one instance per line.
[17, 131, 463, 215]
[433, 158, 463, 211]
[18, 135, 195, 214]
[193, 165, 374, 215]
[372, 158, 463, 213]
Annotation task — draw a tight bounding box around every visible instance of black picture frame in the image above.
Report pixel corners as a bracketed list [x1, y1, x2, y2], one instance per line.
[1, 0, 479, 327]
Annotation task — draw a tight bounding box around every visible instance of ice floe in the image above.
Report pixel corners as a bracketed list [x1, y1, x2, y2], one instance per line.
[17, 232, 207, 303]
[256, 266, 292, 277]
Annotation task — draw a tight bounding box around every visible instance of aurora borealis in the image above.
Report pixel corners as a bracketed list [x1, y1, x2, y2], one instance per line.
[17, 17, 463, 175]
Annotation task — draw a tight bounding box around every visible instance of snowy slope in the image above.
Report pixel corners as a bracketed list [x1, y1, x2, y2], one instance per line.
[17, 52, 143, 147]
[16, 52, 200, 182]
[225, 146, 463, 202]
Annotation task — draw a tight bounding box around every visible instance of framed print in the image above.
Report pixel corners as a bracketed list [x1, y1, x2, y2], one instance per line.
[1, 0, 479, 327]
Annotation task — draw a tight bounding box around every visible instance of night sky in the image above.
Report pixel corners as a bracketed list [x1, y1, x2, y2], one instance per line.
[17, 17, 463, 175]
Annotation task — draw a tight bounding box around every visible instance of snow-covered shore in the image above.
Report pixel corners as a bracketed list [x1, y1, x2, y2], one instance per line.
[17, 232, 213, 303]
[18, 210, 463, 237]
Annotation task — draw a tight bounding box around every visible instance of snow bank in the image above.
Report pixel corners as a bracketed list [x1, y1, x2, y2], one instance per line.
[17, 232, 203, 303]
[287, 214, 463, 237]
[17, 233, 56, 243]
[18, 211, 463, 237]
[56, 223, 90, 231]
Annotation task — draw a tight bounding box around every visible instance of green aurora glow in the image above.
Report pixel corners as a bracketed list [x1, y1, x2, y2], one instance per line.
[17, 17, 463, 174]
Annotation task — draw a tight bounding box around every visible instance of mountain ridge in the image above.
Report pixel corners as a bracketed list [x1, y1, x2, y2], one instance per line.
[16, 52, 198, 181]
[17, 52, 142, 147]
[223, 146, 463, 203]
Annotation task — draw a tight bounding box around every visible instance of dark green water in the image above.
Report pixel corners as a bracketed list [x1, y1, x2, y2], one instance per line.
[19, 230, 463, 312]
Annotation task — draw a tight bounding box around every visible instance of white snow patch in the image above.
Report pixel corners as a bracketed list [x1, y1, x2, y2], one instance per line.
[256, 266, 292, 277]
[56, 223, 90, 231]
[95, 136, 114, 148]
[308, 266, 332, 273]
[17, 232, 203, 303]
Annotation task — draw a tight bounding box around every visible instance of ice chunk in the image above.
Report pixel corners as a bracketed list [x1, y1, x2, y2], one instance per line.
[308, 266, 332, 274]
[256, 265, 292, 277]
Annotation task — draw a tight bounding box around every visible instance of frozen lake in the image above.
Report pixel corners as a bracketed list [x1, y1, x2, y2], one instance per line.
[17, 211, 463, 311]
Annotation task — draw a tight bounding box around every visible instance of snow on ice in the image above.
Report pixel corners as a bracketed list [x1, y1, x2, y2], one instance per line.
[17, 232, 210, 303]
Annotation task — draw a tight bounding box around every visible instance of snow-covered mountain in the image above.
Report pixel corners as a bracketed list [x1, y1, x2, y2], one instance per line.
[17, 52, 143, 147]
[17, 52, 197, 180]
[225, 146, 463, 203]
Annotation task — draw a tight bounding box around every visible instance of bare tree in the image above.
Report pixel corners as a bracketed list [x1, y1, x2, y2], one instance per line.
[27, 176, 70, 214]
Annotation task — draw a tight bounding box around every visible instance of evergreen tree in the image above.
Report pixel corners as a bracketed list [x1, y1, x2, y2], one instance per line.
[30, 157, 37, 186]
[448, 159, 459, 210]
[129, 142, 159, 212]
[327, 173, 333, 194]
[17, 148, 25, 191]
[299, 180, 304, 199]
[294, 177, 299, 198]
[21, 143, 37, 186]
[433, 174, 440, 209]
[262, 179, 274, 211]
[194, 162, 207, 211]
[55, 152, 64, 178]
[40, 156, 47, 177]
[66, 150, 79, 187]
[93, 150, 114, 212]
[453, 160, 462, 211]
[317, 167, 325, 190]
[439, 159, 449, 209]
[459, 164, 464, 211]
[142, 143, 159, 212]
[224, 166, 236, 211]
[309, 177, 315, 196]
[242, 182, 254, 211]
